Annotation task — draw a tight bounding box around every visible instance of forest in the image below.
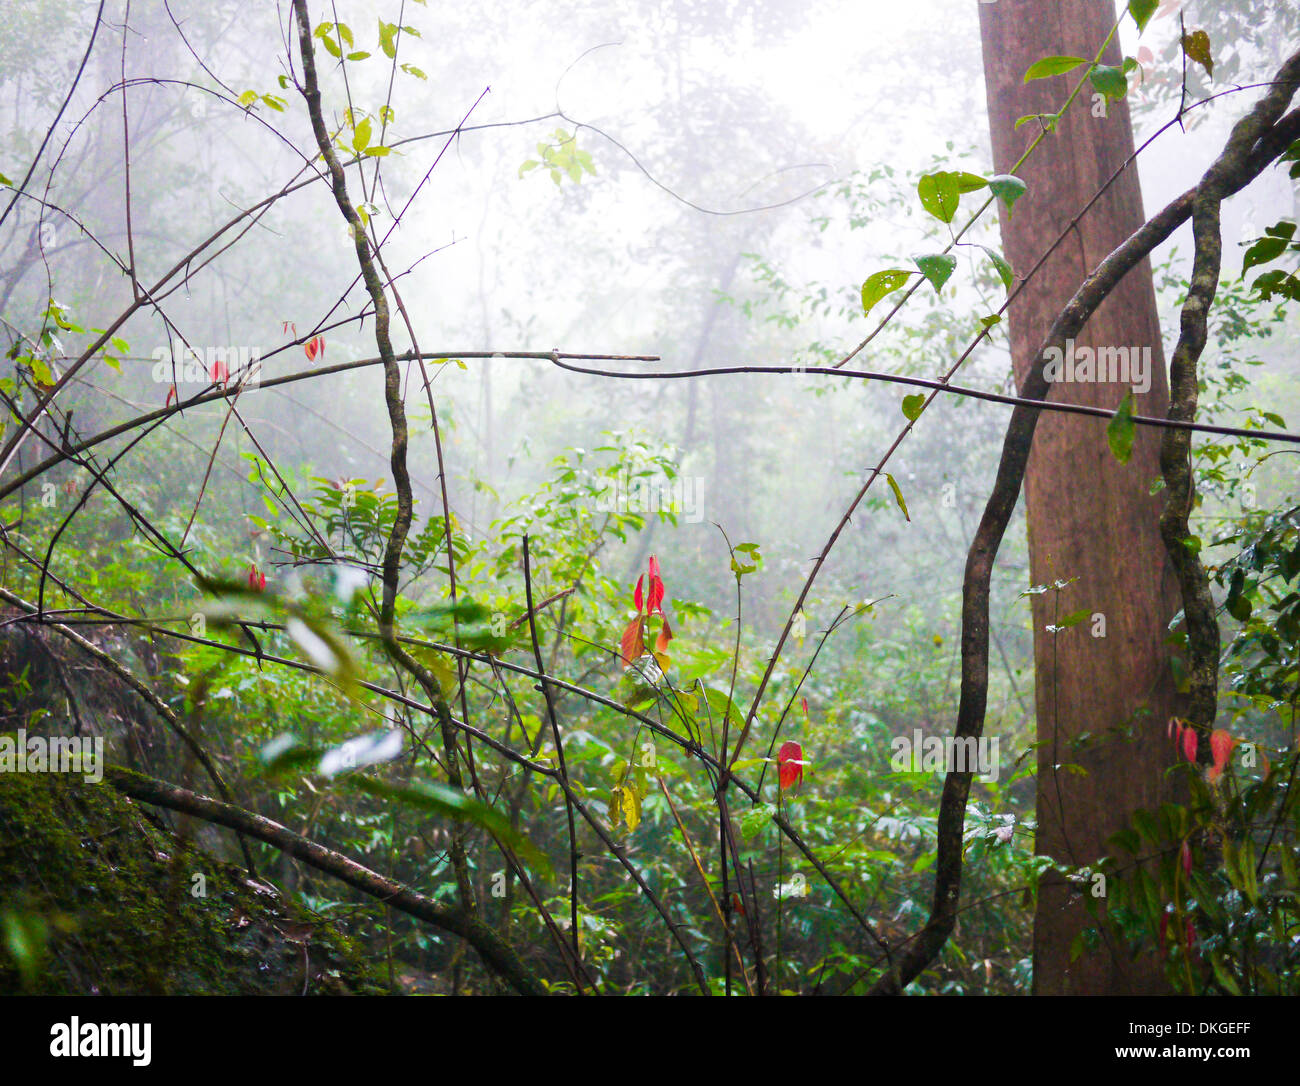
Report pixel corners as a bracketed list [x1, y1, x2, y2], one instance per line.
[0, 0, 1298, 1020]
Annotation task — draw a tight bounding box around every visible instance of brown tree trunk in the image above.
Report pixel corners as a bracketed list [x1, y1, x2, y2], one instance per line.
[979, 0, 1183, 994]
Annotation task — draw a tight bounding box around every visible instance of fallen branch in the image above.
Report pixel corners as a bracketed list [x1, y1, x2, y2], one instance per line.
[105, 766, 547, 996]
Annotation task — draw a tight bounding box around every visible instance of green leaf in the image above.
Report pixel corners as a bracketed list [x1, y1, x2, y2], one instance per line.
[1242, 235, 1288, 276]
[1106, 391, 1136, 464]
[352, 117, 372, 153]
[902, 393, 926, 421]
[952, 172, 989, 193]
[913, 253, 956, 294]
[980, 314, 1002, 329]
[740, 803, 776, 839]
[861, 269, 911, 318]
[1130, 0, 1158, 32]
[1089, 64, 1128, 100]
[701, 685, 744, 730]
[988, 174, 1027, 212]
[917, 171, 960, 224]
[884, 472, 910, 522]
[29, 357, 54, 386]
[1180, 29, 1214, 78]
[378, 20, 398, 58]
[1023, 55, 1088, 82]
[980, 246, 1014, 290]
[1226, 582, 1252, 622]
[1013, 113, 1057, 133]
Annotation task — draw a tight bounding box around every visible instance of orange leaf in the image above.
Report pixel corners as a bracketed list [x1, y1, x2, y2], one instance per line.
[619, 617, 644, 666]
[305, 335, 325, 362]
[655, 616, 673, 654]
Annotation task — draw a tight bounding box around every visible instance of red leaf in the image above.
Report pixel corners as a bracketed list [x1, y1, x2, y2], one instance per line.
[1180, 840, 1192, 878]
[633, 574, 644, 613]
[248, 564, 265, 592]
[1207, 729, 1235, 781]
[619, 617, 644, 666]
[305, 335, 325, 362]
[654, 616, 673, 654]
[646, 556, 665, 613]
[1181, 725, 1198, 763]
[165, 385, 177, 408]
[801, 696, 810, 718]
[778, 741, 804, 791]
[211, 358, 229, 384]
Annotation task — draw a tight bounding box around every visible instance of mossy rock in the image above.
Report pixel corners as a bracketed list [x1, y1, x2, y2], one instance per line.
[0, 770, 390, 994]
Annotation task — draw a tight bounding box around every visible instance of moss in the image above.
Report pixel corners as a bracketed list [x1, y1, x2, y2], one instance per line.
[0, 769, 391, 994]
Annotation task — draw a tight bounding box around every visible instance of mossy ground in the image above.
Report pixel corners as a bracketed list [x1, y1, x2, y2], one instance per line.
[0, 769, 391, 995]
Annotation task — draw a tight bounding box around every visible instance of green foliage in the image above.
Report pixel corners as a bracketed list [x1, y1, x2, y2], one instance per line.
[518, 129, 597, 187]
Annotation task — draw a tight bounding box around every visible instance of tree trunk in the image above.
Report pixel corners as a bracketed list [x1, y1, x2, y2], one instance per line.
[979, 0, 1183, 994]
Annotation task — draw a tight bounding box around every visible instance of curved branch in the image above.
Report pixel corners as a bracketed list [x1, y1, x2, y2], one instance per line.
[105, 766, 546, 996]
[871, 55, 1300, 994]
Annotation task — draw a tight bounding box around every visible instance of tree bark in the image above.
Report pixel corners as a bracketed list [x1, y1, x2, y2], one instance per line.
[979, 0, 1182, 994]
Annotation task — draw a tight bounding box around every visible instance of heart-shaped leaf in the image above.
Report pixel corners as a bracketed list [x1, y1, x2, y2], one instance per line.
[914, 253, 957, 294]
[861, 269, 911, 318]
